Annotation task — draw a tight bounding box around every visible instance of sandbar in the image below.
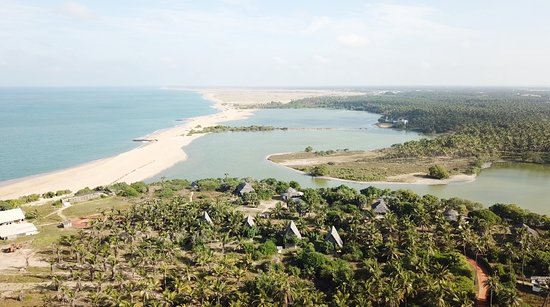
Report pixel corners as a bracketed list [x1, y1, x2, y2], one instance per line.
[0, 88, 361, 200]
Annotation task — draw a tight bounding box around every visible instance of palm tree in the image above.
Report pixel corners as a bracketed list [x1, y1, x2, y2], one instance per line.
[484, 276, 499, 306]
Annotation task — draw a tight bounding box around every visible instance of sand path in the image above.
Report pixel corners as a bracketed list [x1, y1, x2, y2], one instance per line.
[468, 258, 489, 306]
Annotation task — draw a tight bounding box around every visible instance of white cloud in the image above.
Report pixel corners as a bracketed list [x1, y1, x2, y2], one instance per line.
[314, 55, 330, 64]
[59, 1, 96, 20]
[337, 34, 370, 47]
[272, 56, 287, 64]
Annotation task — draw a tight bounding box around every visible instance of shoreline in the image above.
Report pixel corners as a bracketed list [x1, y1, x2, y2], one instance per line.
[0, 94, 255, 200]
[0, 88, 361, 200]
[265, 153, 477, 186]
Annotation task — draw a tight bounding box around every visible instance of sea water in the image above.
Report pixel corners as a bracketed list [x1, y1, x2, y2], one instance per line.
[0, 88, 214, 182]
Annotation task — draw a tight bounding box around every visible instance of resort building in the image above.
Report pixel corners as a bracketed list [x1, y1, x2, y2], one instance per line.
[372, 198, 390, 218]
[325, 226, 344, 249]
[285, 221, 302, 239]
[281, 187, 304, 201]
[443, 208, 460, 222]
[512, 223, 539, 238]
[235, 182, 255, 196]
[0, 208, 25, 226]
[531, 276, 550, 292]
[0, 208, 39, 240]
[244, 215, 255, 227]
[203, 211, 214, 224]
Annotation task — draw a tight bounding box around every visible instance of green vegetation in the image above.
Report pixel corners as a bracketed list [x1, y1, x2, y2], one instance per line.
[30, 178, 549, 306]
[309, 165, 328, 176]
[74, 187, 94, 196]
[259, 89, 550, 164]
[0, 193, 41, 210]
[188, 125, 287, 135]
[271, 150, 472, 182]
[428, 164, 450, 179]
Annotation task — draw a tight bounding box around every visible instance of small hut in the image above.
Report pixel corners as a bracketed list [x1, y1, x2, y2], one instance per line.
[372, 198, 389, 217]
[512, 223, 539, 238]
[190, 181, 200, 191]
[244, 215, 255, 228]
[443, 208, 459, 222]
[61, 220, 73, 229]
[281, 187, 304, 201]
[285, 221, 302, 239]
[203, 211, 213, 224]
[235, 182, 255, 196]
[325, 226, 344, 249]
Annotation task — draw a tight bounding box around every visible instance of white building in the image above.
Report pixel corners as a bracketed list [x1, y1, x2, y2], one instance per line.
[0, 208, 39, 240]
[0, 208, 25, 226]
[0, 222, 39, 240]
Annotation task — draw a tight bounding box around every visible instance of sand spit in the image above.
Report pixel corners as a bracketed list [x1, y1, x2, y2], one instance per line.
[0, 88, 361, 200]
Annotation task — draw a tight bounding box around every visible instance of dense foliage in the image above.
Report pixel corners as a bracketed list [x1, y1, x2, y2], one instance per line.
[260, 89, 550, 163]
[188, 125, 287, 135]
[43, 178, 550, 306]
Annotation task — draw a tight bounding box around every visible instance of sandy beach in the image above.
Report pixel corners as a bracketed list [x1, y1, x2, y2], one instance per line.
[0, 88, 361, 200]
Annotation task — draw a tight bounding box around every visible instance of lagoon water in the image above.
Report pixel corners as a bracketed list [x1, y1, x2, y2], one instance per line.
[0, 88, 214, 181]
[1, 88, 548, 214]
[156, 108, 550, 214]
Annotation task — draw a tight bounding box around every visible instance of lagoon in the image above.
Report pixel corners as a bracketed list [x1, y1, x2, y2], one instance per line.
[156, 108, 550, 214]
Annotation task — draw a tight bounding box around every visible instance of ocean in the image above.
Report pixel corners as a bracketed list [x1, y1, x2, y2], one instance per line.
[0, 88, 214, 182]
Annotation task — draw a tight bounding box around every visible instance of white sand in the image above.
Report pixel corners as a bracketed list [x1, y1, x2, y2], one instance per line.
[0, 88, 361, 200]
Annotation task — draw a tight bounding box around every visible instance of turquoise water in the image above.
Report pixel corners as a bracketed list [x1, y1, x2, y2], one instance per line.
[0, 88, 214, 181]
[155, 109, 423, 180]
[155, 108, 550, 214]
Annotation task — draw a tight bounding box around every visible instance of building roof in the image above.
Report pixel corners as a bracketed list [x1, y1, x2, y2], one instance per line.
[0, 222, 38, 239]
[443, 208, 459, 221]
[281, 187, 304, 200]
[203, 211, 213, 224]
[325, 226, 344, 248]
[285, 221, 302, 239]
[0, 208, 25, 225]
[514, 223, 539, 238]
[372, 199, 389, 214]
[244, 215, 255, 227]
[236, 182, 255, 195]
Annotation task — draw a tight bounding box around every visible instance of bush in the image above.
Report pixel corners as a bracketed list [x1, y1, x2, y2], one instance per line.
[256, 240, 278, 259]
[305, 146, 313, 152]
[310, 165, 328, 177]
[42, 191, 56, 199]
[55, 190, 71, 196]
[75, 187, 94, 196]
[428, 164, 450, 179]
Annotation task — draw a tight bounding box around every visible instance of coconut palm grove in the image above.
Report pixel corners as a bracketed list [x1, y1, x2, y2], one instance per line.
[38, 178, 548, 306]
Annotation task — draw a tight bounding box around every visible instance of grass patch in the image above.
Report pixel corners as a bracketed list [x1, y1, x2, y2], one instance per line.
[516, 284, 546, 306]
[24, 202, 62, 225]
[31, 224, 78, 249]
[271, 150, 473, 182]
[0, 273, 48, 283]
[63, 197, 132, 218]
[1, 291, 49, 307]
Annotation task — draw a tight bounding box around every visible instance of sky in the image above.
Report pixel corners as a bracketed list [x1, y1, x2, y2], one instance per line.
[1, 0, 549, 87]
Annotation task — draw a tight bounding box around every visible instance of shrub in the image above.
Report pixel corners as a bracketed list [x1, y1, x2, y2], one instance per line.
[75, 187, 94, 196]
[310, 165, 328, 177]
[428, 164, 450, 179]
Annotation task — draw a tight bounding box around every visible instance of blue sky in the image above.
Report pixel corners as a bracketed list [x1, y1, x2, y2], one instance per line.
[1, 0, 549, 86]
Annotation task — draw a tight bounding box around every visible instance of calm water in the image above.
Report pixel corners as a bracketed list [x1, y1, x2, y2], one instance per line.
[156, 109, 550, 214]
[0, 88, 215, 181]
